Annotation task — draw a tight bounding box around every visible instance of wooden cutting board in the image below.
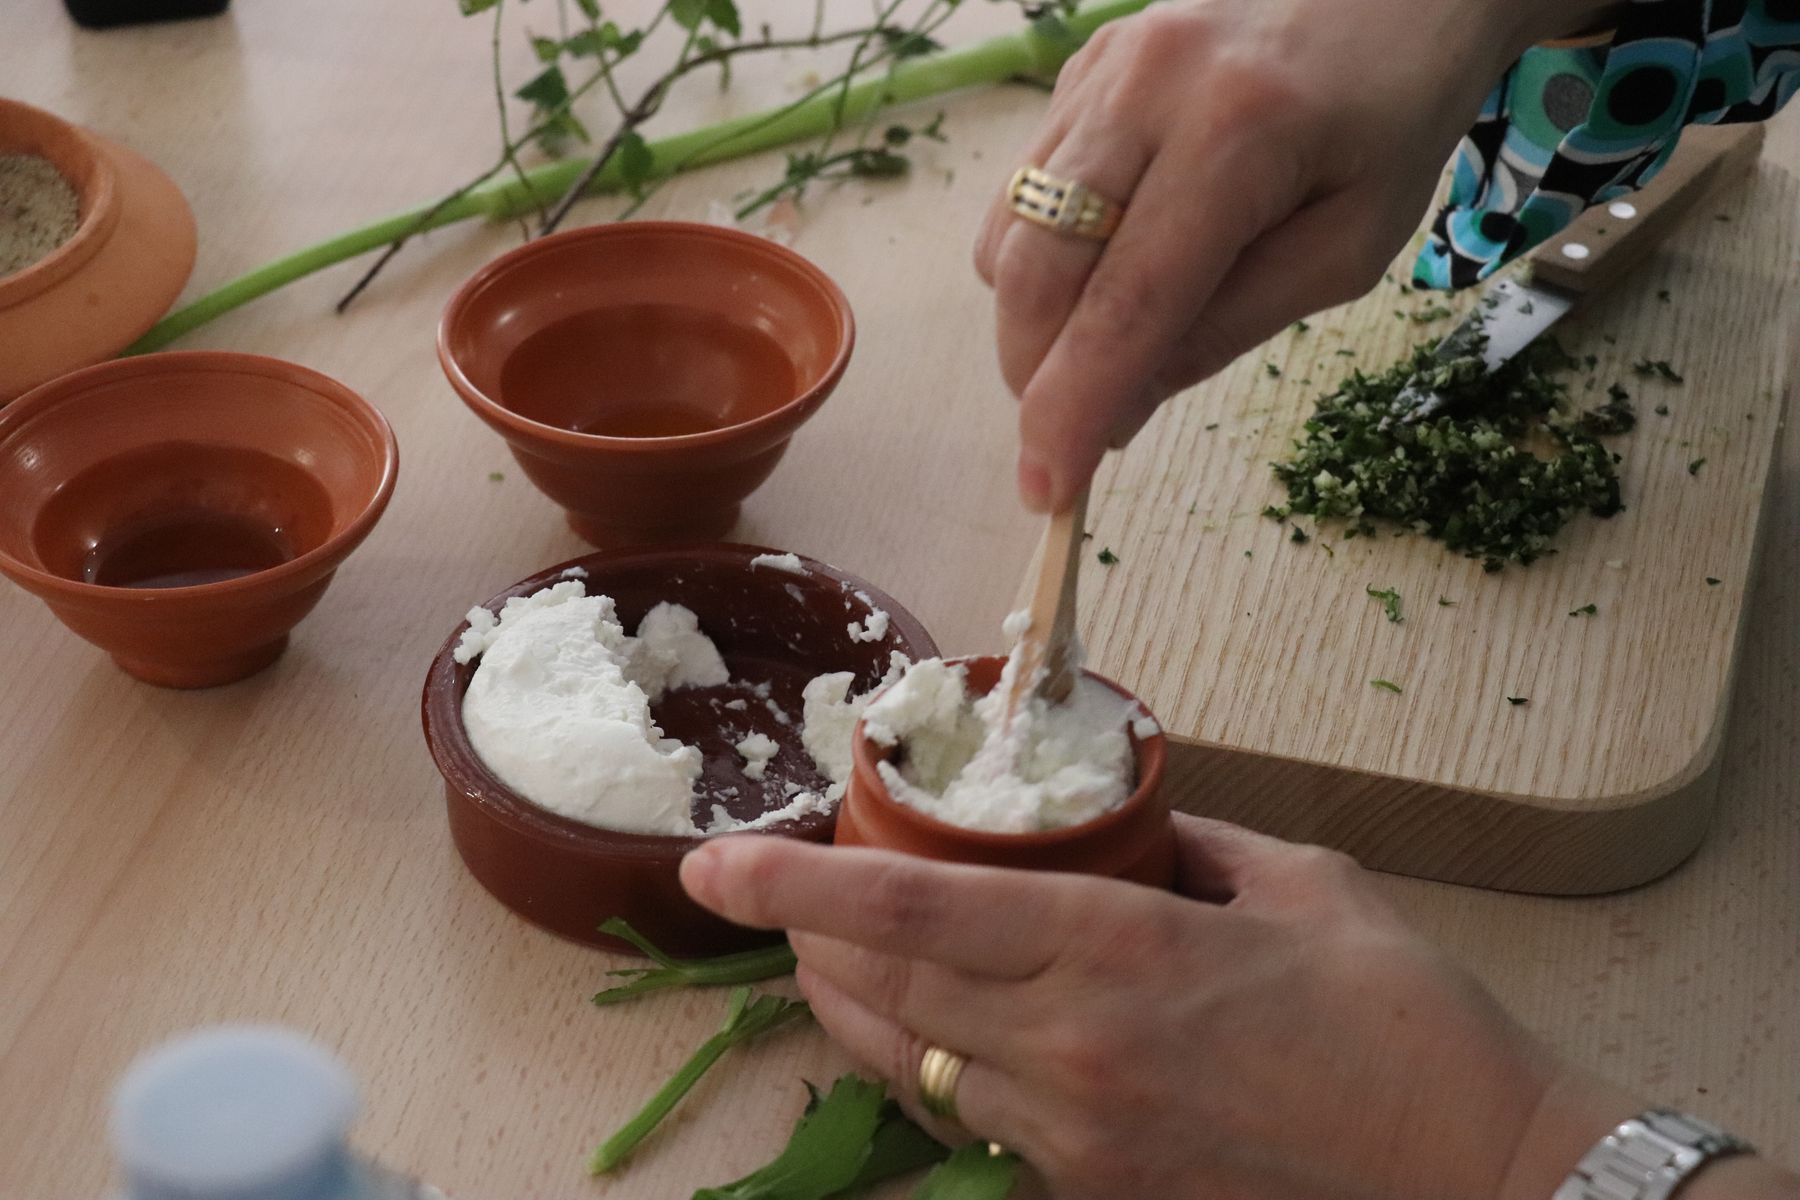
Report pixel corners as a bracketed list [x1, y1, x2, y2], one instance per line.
[1076, 144, 1798, 896]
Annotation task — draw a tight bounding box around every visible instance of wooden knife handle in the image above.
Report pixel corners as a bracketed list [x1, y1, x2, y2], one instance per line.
[1526, 122, 1764, 296]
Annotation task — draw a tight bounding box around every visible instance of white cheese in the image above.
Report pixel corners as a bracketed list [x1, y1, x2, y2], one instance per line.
[750, 552, 806, 574]
[798, 652, 910, 799]
[736, 732, 779, 780]
[847, 608, 890, 643]
[630, 601, 730, 699]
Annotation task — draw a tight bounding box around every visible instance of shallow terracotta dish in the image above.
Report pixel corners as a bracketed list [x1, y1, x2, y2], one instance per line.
[437, 221, 854, 549]
[0, 352, 398, 688]
[420, 543, 937, 956]
[0, 97, 197, 405]
[837, 655, 1176, 887]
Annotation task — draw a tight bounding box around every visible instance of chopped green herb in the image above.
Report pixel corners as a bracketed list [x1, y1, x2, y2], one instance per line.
[1187, 502, 1197, 516]
[1243, 549, 1253, 559]
[1319, 541, 1335, 557]
[1654, 403, 1670, 416]
[1569, 603, 1597, 616]
[1519, 300, 1535, 315]
[1096, 547, 1119, 566]
[1602, 333, 1619, 345]
[1292, 320, 1310, 333]
[1688, 457, 1707, 476]
[1657, 289, 1671, 303]
[591, 919, 794, 1006]
[1290, 526, 1310, 544]
[912, 1142, 1021, 1199]
[1706, 576, 1721, 586]
[1262, 504, 1289, 522]
[591, 988, 809, 1173]
[1714, 213, 1731, 222]
[1265, 362, 1282, 378]
[1506, 696, 1528, 706]
[1438, 596, 1456, 607]
[1272, 331, 1624, 571]
[1334, 348, 1357, 357]
[1370, 678, 1403, 694]
[1411, 304, 1454, 324]
[1204, 422, 1220, 431]
[1633, 359, 1685, 383]
[1576, 383, 1636, 436]
[487, 470, 505, 482]
[1366, 585, 1404, 623]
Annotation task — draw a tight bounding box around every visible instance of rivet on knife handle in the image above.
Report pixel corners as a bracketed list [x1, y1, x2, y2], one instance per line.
[1525, 123, 1764, 297]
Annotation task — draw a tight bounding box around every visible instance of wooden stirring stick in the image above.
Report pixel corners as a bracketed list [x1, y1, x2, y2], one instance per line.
[1000, 485, 1089, 726]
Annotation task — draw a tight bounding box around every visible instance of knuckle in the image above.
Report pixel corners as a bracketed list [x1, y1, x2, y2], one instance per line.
[1074, 269, 1166, 341]
[860, 862, 940, 946]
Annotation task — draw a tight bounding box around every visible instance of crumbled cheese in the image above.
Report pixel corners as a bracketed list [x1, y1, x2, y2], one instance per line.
[1131, 713, 1161, 740]
[861, 634, 1140, 834]
[1001, 608, 1031, 642]
[629, 601, 729, 699]
[750, 552, 806, 574]
[723, 698, 749, 711]
[560, 565, 589, 579]
[456, 584, 712, 835]
[798, 652, 910, 799]
[708, 787, 831, 832]
[847, 607, 890, 643]
[736, 732, 779, 780]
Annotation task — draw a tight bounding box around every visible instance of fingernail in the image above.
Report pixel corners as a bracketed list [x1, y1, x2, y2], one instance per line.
[1018, 453, 1054, 513]
[679, 844, 721, 905]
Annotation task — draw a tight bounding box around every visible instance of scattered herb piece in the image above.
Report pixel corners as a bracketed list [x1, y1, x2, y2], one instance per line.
[1438, 596, 1456, 607]
[591, 988, 810, 1173]
[1688, 458, 1707, 476]
[1265, 362, 1282, 378]
[1411, 304, 1454, 324]
[1714, 213, 1731, 222]
[1519, 299, 1535, 315]
[1292, 320, 1310, 333]
[591, 918, 795, 1006]
[487, 470, 505, 482]
[1569, 603, 1597, 616]
[912, 1142, 1021, 1199]
[1272, 331, 1623, 570]
[1204, 421, 1220, 431]
[1366, 585, 1404, 623]
[1657, 289, 1671, 303]
[1706, 576, 1721, 586]
[1243, 549, 1253, 559]
[1506, 696, 1528, 706]
[1654, 403, 1670, 416]
[1290, 526, 1310, 544]
[1602, 333, 1619, 345]
[1633, 359, 1685, 383]
[1186, 502, 1197, 516]
[1370, 678, 1403, 694]
[1334, 348, 1357, 357]
[1319, 541, 1335, 557]
[1262, 504, 1289, 522]
[1583, 354, 1599, 370]
[1096, 547, 1119, 566]
[1576, 383, 1636, 436]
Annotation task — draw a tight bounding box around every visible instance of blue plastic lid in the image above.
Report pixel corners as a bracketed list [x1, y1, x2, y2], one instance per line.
[110, 1026, 360, 1200]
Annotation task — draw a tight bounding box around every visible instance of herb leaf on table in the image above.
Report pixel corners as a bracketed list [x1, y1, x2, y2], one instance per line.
[911, 1142, 1021, 1199]
[691, 1074, 892, 1200]
[591, 987, 810, 1173]
[592, 917, 797, 1006]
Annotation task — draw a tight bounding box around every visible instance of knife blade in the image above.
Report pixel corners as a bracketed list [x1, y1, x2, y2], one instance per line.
[1388, 122, 1765, 425]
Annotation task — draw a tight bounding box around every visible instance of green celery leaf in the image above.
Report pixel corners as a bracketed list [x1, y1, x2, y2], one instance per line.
[458, 0, 499, 14]
[615, 130, 656, 197]
[531, 35, 563, 62]
[836, 1107, 949, 1194]
[692, 1075, 889, 1200]
[514, 65, 571, 110]
[911, 1143, 1020, 1199]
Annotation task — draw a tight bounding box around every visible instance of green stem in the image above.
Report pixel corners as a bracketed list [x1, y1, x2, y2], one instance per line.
[589, 988, 810, 1174]
[125, 0, 1149, 355]
[591, 917, 797, 1006]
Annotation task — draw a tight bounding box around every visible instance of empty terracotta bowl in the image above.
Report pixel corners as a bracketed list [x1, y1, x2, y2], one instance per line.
[0, 97, 196, 405]
[420, 543, 938, 956]
[837, 656, 1176, 887]
[437, 221, 854, 549]
[0, 352, 398, 688]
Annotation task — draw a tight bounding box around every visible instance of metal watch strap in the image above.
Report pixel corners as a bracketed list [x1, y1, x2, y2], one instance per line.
[1553, 1109, 1755, 1200]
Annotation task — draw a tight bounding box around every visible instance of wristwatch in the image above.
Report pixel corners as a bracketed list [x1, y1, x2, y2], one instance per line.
[1554, 1110, 1755, 1200]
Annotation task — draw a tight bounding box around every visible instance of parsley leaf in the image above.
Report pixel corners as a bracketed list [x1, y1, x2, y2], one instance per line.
[1366, 585, 1404, 623]
[1569, 603, 1597, 616]
[1096, 547, 1119, 566]
[1370, 678, 1403, 694]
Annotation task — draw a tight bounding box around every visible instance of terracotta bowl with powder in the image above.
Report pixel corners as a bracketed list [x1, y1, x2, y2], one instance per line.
[837, 655, 1176, 887]
[0, 97, 196, 405]
[420, 544, 938, 957]
[437, 222, 854, 550]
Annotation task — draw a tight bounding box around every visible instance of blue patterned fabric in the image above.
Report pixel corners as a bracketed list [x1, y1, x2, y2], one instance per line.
[1416, 0, 1800, 289]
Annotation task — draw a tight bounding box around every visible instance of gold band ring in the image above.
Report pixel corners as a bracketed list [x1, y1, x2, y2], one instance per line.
[1007, 166, 1125, 241]
[918, 1044, 969, 1121]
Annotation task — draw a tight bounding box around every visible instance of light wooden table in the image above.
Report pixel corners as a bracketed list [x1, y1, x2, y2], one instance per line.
[2, 3, 1796, 1195]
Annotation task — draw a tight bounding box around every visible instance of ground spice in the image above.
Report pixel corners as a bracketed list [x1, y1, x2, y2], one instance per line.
[0, 154, 81, 277]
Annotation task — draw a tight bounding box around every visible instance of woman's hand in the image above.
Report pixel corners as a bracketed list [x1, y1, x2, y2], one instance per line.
[975, 0, 1616, 511]
[681, 815, 1643, 1200]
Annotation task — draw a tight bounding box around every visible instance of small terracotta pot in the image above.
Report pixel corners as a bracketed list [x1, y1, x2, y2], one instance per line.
[0, 352, 398, 687]
[837, 655, 1176, 887]
[437, 221, 854, 549]
[419, 544, 939, 956]
[0, 97, 196, 405]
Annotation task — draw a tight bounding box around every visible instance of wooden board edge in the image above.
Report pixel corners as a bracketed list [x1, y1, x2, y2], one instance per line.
[1162, 734, 1724, 895]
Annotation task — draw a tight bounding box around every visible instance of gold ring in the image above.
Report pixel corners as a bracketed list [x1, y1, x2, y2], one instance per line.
[1008, 166, 1124, 241]
[917, 1044, 969, 1121]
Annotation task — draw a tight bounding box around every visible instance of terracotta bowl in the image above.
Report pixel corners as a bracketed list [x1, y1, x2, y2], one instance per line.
[420, 543, 938, 956]
[0, 97, 196, 405]
[837, 655, 1176, 887]
[0, 352, 398, 688]
[437, 221, 854, 549]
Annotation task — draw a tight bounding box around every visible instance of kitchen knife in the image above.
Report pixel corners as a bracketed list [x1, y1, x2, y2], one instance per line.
[1391, 121, 1766, 424]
